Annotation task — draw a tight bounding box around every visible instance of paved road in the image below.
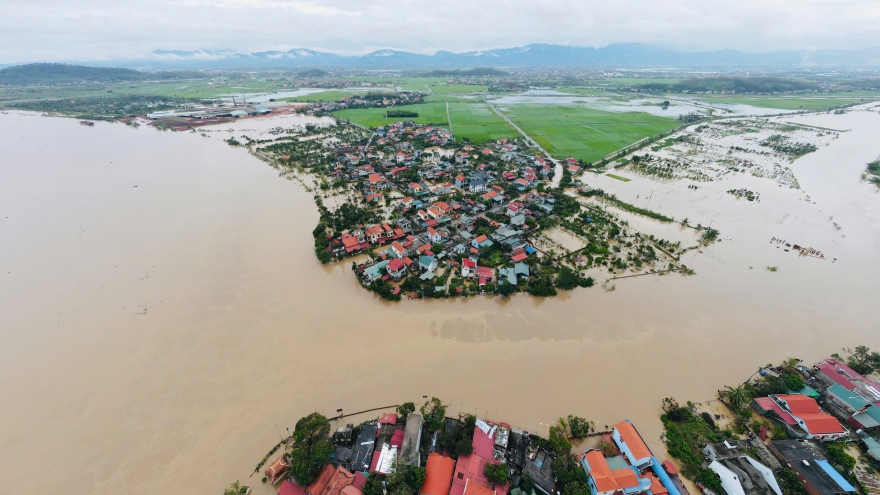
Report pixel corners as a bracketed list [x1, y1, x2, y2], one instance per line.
[445, 102, 453, 133]
[487, 102, 563, 187]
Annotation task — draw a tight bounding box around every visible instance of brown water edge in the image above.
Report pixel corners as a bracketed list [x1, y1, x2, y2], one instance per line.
[0, 110, 878, 495]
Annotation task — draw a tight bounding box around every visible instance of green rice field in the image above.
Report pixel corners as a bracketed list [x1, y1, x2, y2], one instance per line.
[334, 101, 516, 143]
[497, 105, 679, 162]
[333, 102, 450, 127]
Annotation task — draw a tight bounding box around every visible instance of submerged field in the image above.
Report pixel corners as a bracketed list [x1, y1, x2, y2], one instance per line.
[687, 94, 880, 111]
[497, 104, 679, 161]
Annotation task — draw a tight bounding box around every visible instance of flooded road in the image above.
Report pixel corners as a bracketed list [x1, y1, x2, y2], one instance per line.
[1, 109, 879, 495]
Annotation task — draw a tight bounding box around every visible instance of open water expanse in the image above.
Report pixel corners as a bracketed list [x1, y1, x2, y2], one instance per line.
[1, 108, 879, 495]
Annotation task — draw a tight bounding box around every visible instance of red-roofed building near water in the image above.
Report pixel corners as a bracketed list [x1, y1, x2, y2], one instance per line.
[307, 465, 357, 495]
[612, 420, 653, 469]
[752, 394, 846, 441]
[450, 426, 509, 495]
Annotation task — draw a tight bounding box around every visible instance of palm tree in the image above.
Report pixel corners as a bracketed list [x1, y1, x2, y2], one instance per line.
[720, 385, 749, 411]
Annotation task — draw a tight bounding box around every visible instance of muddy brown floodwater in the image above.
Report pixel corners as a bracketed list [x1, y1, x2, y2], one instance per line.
[1, 108, 879, 495]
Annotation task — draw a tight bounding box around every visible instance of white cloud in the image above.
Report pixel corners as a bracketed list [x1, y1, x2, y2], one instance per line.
[0, 0, 879, 63]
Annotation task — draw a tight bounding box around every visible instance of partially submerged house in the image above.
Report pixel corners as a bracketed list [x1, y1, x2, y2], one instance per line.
[266, 455, 291, 484]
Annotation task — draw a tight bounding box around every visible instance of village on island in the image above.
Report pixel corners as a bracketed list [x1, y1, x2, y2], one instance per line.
[226, 348, 880, 495]
[217, 95, 717, 301]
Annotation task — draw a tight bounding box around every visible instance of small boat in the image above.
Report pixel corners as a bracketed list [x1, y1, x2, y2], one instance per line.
[79, 120, 95, 126]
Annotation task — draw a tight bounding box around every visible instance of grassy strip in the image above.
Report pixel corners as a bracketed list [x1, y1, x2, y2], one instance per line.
[594, 191, 674, 223]
[605, 174, 631, 182]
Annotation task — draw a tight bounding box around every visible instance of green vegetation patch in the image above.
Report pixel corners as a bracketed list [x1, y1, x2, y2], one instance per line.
[333, 102, 449, 127]
[605, 174, 631, 182]
[498, 104, 678, 162]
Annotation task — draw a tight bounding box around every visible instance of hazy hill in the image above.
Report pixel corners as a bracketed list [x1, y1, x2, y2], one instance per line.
[0, 63, 204, 85]
[127, 44, 880, 69]
[425, 68, 507, 76]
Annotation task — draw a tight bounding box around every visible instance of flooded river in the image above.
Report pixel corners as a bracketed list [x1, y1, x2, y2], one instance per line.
[1, 108, 879, 495]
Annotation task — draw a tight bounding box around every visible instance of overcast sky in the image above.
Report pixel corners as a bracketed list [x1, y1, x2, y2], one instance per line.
[2, 0, 880, 63]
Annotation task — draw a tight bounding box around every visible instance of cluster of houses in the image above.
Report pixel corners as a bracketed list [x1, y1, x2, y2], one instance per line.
[256, 359, 880, 495]
[264, 415, 693, 495]
[751, 358, 880, 444]
[302, 93, 423, 116]
[700, 357, 880, 495]
[319, 121, 590, 294]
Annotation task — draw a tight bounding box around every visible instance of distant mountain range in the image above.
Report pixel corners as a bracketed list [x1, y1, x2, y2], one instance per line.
[134, 43, 880, 69]
[13, 43, 880, 70]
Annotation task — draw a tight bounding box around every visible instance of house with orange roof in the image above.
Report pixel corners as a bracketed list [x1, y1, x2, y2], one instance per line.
[391, 241, 406, 259]
[613, 420, 654, 469]
[427, 206, 444, 220]
[368, 173, 387, 188]
[420, 453, 455, 495]
[581, 450, 649, 495]
[427, 226, 442, 244]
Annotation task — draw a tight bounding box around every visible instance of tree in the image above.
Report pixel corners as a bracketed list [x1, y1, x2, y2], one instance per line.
[720, 385, 750, 412]
[421, 397, 447, 431]
[562, 481, 591, 495]
[548, 426, 571, 456]
[483, 282, 496, 293]
[843, 345, 880, 375]
[825, 443, 856, 473]
[362, 473, 385, 495]
[566, 416, 594, 438]
[696, 468, 723, 493]
[484, 462, 509, 487]
[497, 281, 516, 296]
[386, 465, 427, 495]
[432, 243, 443, 253]
[783, 373, 806, 391]
[397, 402, 416, 417]
[224, 481, 245, 495]
[287, 412, 332, 484]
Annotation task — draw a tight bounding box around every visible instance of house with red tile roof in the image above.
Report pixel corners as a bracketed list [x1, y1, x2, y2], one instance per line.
[387, 258, 407, 280]
[462, 258, 477, 277]
[265, 455, 290, 484]
[307, 465, 356, 495]
[753, 394, 846, 441]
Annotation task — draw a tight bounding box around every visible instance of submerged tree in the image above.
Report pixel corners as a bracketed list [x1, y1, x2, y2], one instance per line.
[287, 412, 332, 485]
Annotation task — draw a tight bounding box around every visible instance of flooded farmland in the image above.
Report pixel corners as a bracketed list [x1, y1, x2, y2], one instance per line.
[1, 107, 879, 495]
